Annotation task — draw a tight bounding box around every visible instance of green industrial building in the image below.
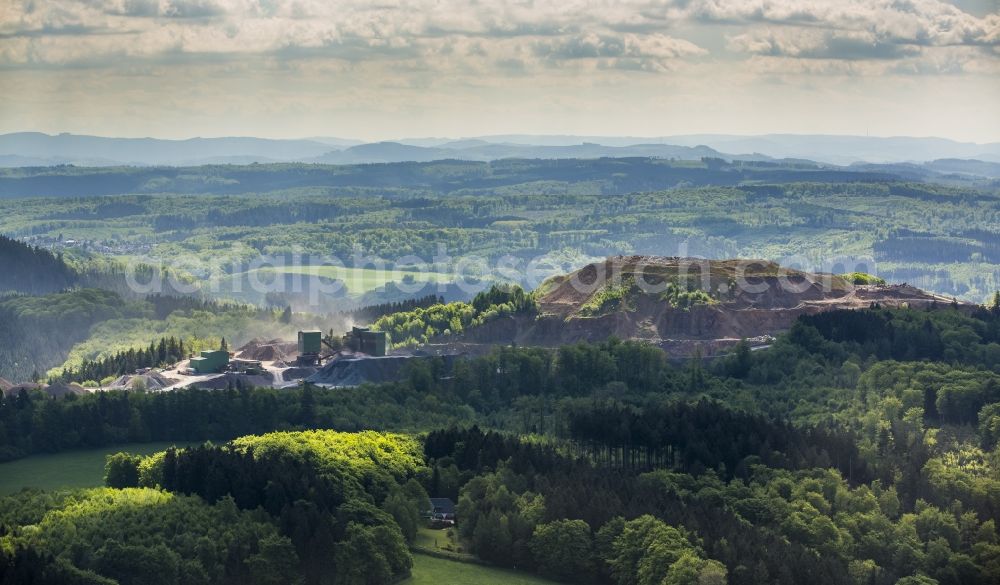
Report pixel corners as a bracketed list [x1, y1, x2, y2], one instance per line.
[344, 327, 387, 356]
[190, 349, 229, 374]
[298, 330, 323, 355]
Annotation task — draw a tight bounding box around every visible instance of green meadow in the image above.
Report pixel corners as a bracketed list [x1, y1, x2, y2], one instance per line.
[403, 554, 559, 585]
[0, 442, 194, 495]
[245, 265, 459, 295]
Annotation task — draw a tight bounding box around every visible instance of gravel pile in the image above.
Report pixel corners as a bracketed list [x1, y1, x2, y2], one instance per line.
[188, 372, 276, 390]
[236, 338, 298, 362]
[107, 371, 179, 390]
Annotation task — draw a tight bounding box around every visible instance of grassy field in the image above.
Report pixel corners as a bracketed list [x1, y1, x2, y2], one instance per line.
[414, 526, 460, 550]
[402, 553, 559, 585]
[414, 526, 475, 558]
[246, 265, 458, 295]
[0, 442, 193, 495]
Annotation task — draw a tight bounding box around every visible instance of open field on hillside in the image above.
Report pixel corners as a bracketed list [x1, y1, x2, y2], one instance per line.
[246, 265, 459, 295]
[0, 442, 194, 494]
[402, 553, 559, 585]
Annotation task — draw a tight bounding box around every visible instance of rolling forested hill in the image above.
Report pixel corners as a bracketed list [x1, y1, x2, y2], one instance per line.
[2, 303, 1000, 584]
[0, 158, 920, 198]
[0, 235, 77, 295]
[0, 155, 998, 584]
[1, 160, 997, 303]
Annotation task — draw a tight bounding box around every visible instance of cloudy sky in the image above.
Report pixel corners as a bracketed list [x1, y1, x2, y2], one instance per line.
[1, 0, 998, 142]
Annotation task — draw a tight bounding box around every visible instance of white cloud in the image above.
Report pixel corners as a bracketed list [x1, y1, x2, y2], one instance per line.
[690, 0, 999, 46]
[0, 1, 702, 70]
[1, 0, 997, 70]
[0, 0, 997, 141]
[727, 29, 922, 60]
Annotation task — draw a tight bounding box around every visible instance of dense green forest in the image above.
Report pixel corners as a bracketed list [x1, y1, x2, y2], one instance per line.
[0, 289, 137, 383]
[371, 283, 536, 346]
[0, 430, 424, 585]
[0, 487, 298, 585]
[1, 159, 999, 584]
[2, 304, 999, 584]
[0, 235, 77, 295]
[1, 163, 999, 303]
[0, 159, 914, 199]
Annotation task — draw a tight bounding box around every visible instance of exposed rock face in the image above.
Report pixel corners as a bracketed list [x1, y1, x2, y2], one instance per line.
[456, 256, 965, 356]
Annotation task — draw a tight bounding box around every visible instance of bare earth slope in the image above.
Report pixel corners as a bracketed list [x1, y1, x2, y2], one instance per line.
[460, 256, 965, 356]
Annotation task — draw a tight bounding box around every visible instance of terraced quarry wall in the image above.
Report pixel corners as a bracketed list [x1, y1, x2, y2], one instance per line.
[450, 256, 969, 356]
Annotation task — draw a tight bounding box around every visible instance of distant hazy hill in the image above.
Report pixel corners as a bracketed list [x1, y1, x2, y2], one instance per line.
[0, 158, 904, 199]
[308, 141, 753, 164]
[654, 134, 1000, 165]
[0, 133, 337, 166]
[422, 134, 1000, 165]
[2, 132, 999, 168]
[924, 158, 1000, 178]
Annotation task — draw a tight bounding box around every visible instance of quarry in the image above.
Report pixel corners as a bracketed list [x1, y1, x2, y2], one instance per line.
[445, 256, 969, 357]
[1, 257, 971, 396]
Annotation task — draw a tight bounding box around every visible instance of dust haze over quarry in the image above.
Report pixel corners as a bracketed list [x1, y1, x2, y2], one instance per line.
[443, 257, 968, 357]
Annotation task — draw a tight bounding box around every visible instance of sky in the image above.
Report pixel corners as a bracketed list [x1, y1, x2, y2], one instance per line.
[1, 0, 999, 143]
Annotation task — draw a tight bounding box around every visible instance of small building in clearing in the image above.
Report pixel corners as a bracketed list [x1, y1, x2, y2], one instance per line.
[427, 498, 456, 520]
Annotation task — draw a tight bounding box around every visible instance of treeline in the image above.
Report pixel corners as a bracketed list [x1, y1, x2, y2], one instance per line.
[343, 294, 444, 323]
[372, 283, 536, 346]
[50, 336, 189, 385]
[564, 399, 868, 482]
[740, 305, 1000, 391]
[875, 235, 1000, 264]
[44, 200, 147, 220]
[154, 202, 353, 231]
[0, 234, 77, 294]
[0, 378, 474, 462]
[794, 304, 1000, 360]
[145, 294, 260, 319]
[7, 169, 1000, 299]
